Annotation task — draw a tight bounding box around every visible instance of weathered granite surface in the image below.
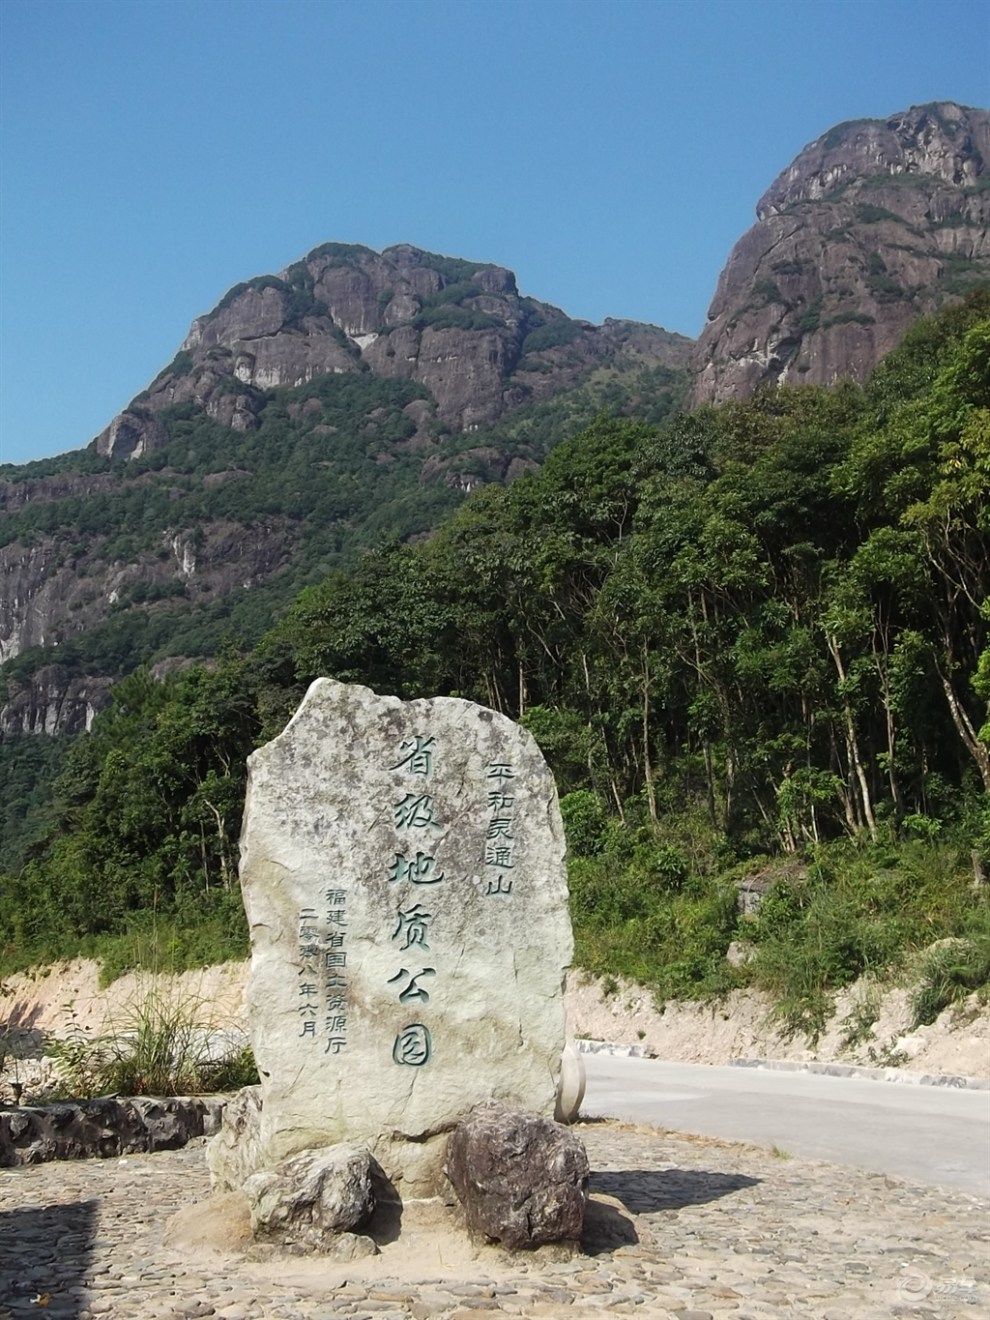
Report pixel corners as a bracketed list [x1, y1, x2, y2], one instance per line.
[692, 101, 990, 405]
[446, 1103, 589, 1248]
[205, 1083, 263, 1191]
[243, 1142, 378, 1251]
[240, 679, 573, 1194]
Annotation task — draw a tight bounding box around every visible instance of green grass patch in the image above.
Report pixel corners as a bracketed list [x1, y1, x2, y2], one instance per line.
[38, 979, 257, 1100]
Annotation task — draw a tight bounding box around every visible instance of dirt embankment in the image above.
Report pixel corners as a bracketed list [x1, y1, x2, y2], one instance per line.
[1, 959, 987, 1100]
[565, 972, 990, 1079]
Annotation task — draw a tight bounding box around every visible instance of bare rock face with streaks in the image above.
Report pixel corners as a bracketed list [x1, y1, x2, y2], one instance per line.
[693, 102, 990, 404]
[238, 678, 572, 1196]
[93, 243, 692, 452]
[206, 1084, 264, 1192]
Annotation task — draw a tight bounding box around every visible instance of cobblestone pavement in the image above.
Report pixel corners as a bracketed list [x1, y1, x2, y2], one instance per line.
[1, 1121, 988, 1320]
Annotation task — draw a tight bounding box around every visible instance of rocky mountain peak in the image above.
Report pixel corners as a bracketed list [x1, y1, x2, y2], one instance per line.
[693, 101, 990, 405]
[757, 102, 988, 218]
[95, 243, 688, 462]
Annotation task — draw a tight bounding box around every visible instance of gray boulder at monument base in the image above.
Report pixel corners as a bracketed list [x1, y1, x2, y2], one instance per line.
[242, 1142, 379, 1253]
[445, 1102, 589, 1249]
[239, 678, 573, 1196]
[206, 1085, 264, 1192]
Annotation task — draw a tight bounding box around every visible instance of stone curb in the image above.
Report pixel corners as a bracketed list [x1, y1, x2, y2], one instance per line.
[727, 1055, 990, 1090]
[0, 1094, 226, 1167]
[575, 1039, 990, 1089]
[575, 1039, 649, 1058]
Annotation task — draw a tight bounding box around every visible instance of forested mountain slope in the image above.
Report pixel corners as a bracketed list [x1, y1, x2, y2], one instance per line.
[1, 105, 988, 1021]
[2, 294, 987, 1034]
[0, 246, 689, 736]
[4, 102, 987, 745]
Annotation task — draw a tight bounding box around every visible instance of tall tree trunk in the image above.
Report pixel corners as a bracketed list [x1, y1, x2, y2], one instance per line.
[826, 632, 878, 842]
[872, 626, 905, 815]
[936, 659, 990, 792]
[829, 724, 860, 838]
[702, 741, 717, 831]
[641, 646, 658, 832]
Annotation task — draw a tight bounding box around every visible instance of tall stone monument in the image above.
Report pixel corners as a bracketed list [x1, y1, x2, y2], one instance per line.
[239, 679, 572, 1195]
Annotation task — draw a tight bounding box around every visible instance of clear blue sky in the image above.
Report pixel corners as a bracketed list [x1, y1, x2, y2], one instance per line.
[1, 0, 987, 466]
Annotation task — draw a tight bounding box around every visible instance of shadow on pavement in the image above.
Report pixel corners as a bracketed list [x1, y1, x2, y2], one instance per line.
[591, 1167, 760, 1212]
[0, 1197, 97, 1320]
[581, 1193, 640, 1255]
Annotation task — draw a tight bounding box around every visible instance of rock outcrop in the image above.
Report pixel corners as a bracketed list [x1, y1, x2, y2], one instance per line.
[693, 102, 990, 404]
[206, 1084, 265, 1193]
[445, 1103, 589, 1249]
[95, 243, 692, 454]
[242, 1143, 379, 1251]
[1, 245, 689, 742]
[0, 664, 114, 737]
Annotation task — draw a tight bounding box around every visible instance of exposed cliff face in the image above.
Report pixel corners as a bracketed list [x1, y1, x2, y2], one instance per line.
[693, 103, 990, 404]
[96, 243, 692, 459]
[0, 665, 115, 737]
[2, 246, 693, 741]
[0, 509, 296, 665]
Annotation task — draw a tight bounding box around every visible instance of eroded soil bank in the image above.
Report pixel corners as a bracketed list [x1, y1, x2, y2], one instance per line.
[1, 958, 987, 1099]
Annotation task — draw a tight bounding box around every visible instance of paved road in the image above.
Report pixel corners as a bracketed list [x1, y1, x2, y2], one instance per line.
[582, 1053, 990, 1198]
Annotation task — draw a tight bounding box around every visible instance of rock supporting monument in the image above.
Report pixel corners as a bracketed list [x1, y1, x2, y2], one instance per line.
[446, 1103, 589, 1249]
[237, 679, 573, 1196]
[243, 1143, 379, 1252]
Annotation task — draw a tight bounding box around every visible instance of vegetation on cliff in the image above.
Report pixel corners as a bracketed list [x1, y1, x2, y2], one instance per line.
[0, 346, 687, 722]
[0, 293, 988, 1034]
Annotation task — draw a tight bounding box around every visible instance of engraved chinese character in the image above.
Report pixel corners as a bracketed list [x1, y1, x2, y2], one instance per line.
[298, 983, 318, 996]
[393, 1023, 432, 1066]
[299, 1020, 317, 1038]
[326, 1015, 347, 1033]
[484, 844, 514, 868]
[486, 816, 514, 839]
[323, 931, 346, 949]
[487, 791, 515, 810]
[299, 925, 319, 939]
[387, 966, 436, 1003]
[389, 851, 444, 885]
[487, 763, 515, 782]
[391, 736, 436, 776]
[392, 902, 432, 950]
[325, 910, 347, 925]
[325, 1037, 347, 1055]
[325, 974, 347, 990]
[325, 889, 346, 906]
[327, 994, 347, 1011]
[394, 793, 438, 829]
[486, 875, 514, 896]
[299, 907, 318, 918]
[299, 942, 321, 960]
[325, 951, 347, 969]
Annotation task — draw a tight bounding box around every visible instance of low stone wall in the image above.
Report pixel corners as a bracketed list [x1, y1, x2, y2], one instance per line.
[0, 1095, 225, 1167]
